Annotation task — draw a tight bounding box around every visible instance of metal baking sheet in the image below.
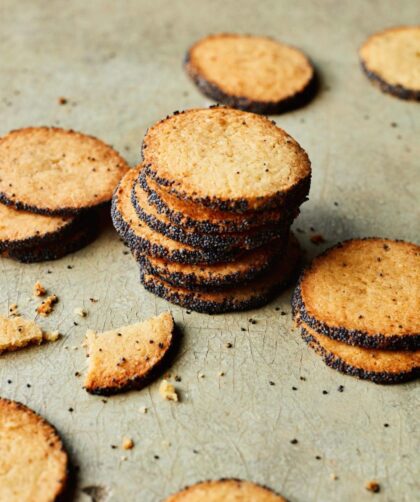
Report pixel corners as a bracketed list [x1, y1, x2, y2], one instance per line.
[0, 1, 418, 501]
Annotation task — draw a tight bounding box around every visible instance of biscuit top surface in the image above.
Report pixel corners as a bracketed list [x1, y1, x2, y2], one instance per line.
[84, 312, 174, 392]
[0, 127, 129, 214]
[143, 108, 310, 209]
[165, 479, 286, 501]
[0, 203, 73, 243]
[360, 26, 420, 90]
[299, 239, 420, 338]
[0, 398, 67, 502]
[188, 33, 314, 102]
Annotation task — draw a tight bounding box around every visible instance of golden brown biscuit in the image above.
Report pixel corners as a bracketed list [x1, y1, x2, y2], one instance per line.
[360, 26, 420, 100]
[292, 238, 420, 350]
[300, 319, 420, 384]
[0, 398, 68, 502]
[140, 170, 288, 234]
[0, 127, 129, 215]
[111, 169, 243, 264]
[0, 203, 76, 252]
[165, 478, 286, 501]
[84, 312, 177, 395]
[132, 171, 290, 252]
[142, 107, 311, 213]
[141, 236, 300, 314]
[136, 237, 286, 291]
[185, 33, 316, 113]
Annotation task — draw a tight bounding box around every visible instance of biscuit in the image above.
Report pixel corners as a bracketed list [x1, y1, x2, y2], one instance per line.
[0, 398, 68, 502]
[6, 212, 98, 263]
[141, 236, 300, 314]
[0, 127, 129, 215]
[136, 237, 286, 291]
[142, 107, 311, 213]
[300, 320, 420, 384]
[140, 170, 290, 234]
[132, 172, 290, 251]
[360, 26, 420, 101]
[292, 238, 420, 350]
[111, 169, 242, 265]
[0, 203, 77, 252]
[164, 478, 286, 501]
[0, 314, 59, 353]
[185, 33, 316, 114]
[83, 312, 177, 395]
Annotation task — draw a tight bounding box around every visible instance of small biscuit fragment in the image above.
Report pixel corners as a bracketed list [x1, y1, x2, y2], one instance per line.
[159, 379, 178, 401]
[83, 312, 176, 395]
[300, 319, 420, 384]
[36, 295, 58, 317]
[0, 126, 129, 216]
[293, 238, 420, 350]
[142, 107, 311, 213]
[33, 281, 46, 297]
[185, 33, 316, 114]
[164, 478, 286, 501]
[0, 315, 59, 354]
[359, 26, 420, 101]
[0, 398, 68, 502]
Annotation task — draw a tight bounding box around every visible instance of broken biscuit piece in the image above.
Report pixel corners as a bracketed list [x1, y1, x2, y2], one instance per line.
[0, 315, 59, 354]
[83, 312, 176, 395]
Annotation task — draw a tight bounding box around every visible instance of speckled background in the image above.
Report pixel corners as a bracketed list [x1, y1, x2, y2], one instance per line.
[0, 1, 419, 501]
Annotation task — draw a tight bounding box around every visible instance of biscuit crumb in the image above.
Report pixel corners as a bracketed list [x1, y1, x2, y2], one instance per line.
[159, 379, 178, 401]
[218, 371, 225, 377]
[198, 372, 205, 379]
[365, 480, 380, 493]
[121, 437, 134, 450]
[310, 234, 326, 245]
[33, 282, 46, 297]
[140, 406, 148, 414]
[330, 473, 338, 481]
[161, 439, 171, 448]
[74, 307, 87, 317]
[44, 330, 60, 342]
[36, 295, 58, 316]
[9, 304, 19, 316]
[58, 97, 68, 105]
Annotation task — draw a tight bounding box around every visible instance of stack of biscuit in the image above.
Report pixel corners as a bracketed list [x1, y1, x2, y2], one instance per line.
[112, 107, 312, 314]
[0, 127, 128, 262]
[292, 238, 420, 384]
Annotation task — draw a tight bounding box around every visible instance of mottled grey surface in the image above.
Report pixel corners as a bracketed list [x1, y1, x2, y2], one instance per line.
[0, 1, 419, 501]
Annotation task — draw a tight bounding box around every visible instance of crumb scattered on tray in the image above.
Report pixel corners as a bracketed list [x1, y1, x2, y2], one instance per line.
[74, 307, 87, 317]
[365, 480, 380, 493]
[330, 473, 338, 481]
[36, 295, 58, 316]
[33, 281, 46, 297]
[121, 437, 134, 450]
[140, 406, 148, 414]
[58, 97, 68, 105]
[310, 234, 326, 245]
[159, 379, 178, 402]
